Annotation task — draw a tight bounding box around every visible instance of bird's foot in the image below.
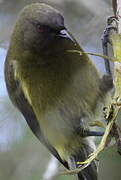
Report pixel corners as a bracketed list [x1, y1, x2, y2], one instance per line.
[89, 120, 106, 128]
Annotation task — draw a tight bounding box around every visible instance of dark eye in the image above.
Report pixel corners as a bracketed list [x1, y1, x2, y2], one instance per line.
[35, 23, 63, 34]
[36, 24, 45, 33]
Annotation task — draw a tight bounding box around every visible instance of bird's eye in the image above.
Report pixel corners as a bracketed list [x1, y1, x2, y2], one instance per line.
[36, 24, 44, 33]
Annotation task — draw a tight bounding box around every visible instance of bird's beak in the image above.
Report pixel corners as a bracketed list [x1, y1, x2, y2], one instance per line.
[57, 29, 75, 42]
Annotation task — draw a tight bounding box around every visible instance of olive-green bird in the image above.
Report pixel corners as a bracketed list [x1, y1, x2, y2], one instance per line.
[4, 3, 113, 180]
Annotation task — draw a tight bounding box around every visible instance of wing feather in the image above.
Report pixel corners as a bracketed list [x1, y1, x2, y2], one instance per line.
[4, 59, 69, 169]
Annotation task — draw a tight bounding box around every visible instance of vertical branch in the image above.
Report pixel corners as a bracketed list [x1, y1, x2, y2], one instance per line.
[117, 0, 121, 33]
[108, 0, 121, 154]
[109, 0, 121, 98]
[112, 0, 121, 33]
[112, 0, 117, 17]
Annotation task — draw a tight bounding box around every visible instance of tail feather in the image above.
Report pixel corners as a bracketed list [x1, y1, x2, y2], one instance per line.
[70, 138, 98, 180]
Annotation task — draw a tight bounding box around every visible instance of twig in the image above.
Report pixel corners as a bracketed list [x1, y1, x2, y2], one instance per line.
[67, 50, 116, 62]
[58, 163, 90, 176]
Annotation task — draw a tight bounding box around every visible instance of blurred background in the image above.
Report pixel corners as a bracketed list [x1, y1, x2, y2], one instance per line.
[0, 0, 121, 180]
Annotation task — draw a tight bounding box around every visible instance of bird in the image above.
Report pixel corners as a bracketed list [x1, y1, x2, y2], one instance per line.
[4, 3, 113, 180]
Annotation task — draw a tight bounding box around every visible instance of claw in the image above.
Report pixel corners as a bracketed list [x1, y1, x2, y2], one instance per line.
[89, 121, 106, 128]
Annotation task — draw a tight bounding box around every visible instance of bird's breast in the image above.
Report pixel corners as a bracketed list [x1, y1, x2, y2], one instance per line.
[15, 56, 101, 158]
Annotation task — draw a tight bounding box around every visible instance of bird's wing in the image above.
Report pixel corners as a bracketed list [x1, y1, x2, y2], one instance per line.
[5, 59, 69, 169]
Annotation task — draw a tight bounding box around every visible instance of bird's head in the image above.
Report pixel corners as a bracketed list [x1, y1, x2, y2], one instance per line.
[12, 3, 75, 55]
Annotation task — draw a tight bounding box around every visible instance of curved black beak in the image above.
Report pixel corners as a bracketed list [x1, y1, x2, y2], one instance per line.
[57, 29, 75, 42]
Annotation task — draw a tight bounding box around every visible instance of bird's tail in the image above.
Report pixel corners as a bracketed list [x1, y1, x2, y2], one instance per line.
[69, 138, 98, 180]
